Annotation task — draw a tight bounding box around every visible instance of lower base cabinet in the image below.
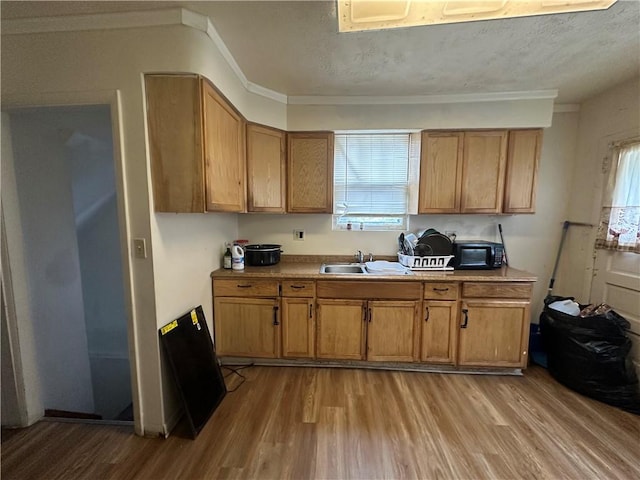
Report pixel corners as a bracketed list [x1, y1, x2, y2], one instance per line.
[212, 276, 535, 371]
[457, 299, 530, 367]
[315, 299, 420, 362]
[421, 300, 458, 364]
[213, 297, 280, 358]
[366, 301, 420, 362]
[281, 297, 315, 358]
[316, 299, 366, 360]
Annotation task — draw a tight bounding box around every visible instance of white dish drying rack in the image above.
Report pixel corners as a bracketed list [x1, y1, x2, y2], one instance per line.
[398, 253, 454, 271]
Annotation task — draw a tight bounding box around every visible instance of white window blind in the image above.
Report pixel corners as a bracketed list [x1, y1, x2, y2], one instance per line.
[334, 133, 410, 217]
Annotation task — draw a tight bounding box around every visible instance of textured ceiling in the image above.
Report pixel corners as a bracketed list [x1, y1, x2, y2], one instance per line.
[2, 0, 639, 103]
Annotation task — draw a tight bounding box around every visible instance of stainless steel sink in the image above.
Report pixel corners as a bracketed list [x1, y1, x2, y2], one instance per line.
[320, 264, 368, 274]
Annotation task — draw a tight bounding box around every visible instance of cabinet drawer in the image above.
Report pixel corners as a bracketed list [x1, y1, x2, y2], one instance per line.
[424, 282, 459, 300]
[213, 279, 279, 297]
[282, 280, 316, 297]
[317, 281, 421, 300]
[462, 282, 532, 299]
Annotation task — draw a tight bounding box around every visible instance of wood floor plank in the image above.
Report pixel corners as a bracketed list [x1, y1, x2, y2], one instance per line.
[2, 366, 639, 480]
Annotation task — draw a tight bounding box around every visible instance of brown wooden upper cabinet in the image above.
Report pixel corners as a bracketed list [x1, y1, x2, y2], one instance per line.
[418, 131, 464, 213]
[145, 74, 245, 213]
[287, 132, 334, 213]
[460, 130, 508, 214]
[246, 123, 286, 213]
[503, 129, 542, 213]
[419, 129, 541, 214]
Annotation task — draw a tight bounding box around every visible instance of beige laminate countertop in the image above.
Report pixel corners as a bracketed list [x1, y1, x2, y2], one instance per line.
[211, 260, 537, 282]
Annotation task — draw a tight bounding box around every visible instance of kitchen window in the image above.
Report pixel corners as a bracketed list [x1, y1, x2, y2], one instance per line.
[333, 132, 419, 231]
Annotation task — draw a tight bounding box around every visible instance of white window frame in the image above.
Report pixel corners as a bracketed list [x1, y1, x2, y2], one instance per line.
[332, 131, 420, 231]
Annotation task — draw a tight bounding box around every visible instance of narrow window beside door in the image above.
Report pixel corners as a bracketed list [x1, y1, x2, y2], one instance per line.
[596, 141, 640, 253]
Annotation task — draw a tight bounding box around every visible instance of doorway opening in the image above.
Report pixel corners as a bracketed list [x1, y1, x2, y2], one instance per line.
[4, 105, 133, 423]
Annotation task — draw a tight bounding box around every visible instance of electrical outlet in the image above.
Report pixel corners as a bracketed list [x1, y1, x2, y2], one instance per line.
[293, 230, 305, 241]
[133, 238, 147, 259]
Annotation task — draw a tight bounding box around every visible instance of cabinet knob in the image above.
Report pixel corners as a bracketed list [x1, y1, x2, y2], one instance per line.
[461, 308, 469, 328]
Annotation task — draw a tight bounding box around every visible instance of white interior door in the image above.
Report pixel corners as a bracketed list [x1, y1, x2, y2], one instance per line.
[591, 250, 640, 374]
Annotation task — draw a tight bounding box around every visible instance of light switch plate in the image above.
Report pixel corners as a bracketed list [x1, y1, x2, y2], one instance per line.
[133, 238, 147, 259]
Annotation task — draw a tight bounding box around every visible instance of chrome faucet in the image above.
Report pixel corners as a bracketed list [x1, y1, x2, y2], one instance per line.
[355, 250, 364, 263]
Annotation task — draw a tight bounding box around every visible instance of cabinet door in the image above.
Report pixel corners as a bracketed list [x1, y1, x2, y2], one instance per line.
[213, 297, 279, 358]
[367, 301, 420, 362]
[316, 299, 365, 360]
[503, 129, 542, 213]
[287, 132, 334, 213]
[421, 301, 458, 364]
[460, 131, 508, 213]
[246, 123, 286, 213]
[458, 300, 530, 368]
[282, 297, 315, 359]
[145, 74, 205, 213]
[418, 131, 463, 213]
[202, 80, 246, 212]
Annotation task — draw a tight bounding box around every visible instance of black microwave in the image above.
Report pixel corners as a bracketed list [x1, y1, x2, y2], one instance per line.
[452, 241, 504, 270]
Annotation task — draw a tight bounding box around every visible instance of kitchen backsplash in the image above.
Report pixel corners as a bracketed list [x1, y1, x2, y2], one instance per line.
[237, 213, 507, 256]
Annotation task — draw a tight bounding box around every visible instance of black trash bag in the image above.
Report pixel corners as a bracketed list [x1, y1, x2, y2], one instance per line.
[540, 295, 640, 415]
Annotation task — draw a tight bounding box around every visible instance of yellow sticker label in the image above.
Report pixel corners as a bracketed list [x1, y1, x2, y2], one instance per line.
[160, 320, 178, 336]
[191, 310, 198, 325]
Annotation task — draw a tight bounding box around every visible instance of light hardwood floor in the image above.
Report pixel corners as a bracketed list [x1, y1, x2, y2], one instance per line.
[2, 366, 639, 479]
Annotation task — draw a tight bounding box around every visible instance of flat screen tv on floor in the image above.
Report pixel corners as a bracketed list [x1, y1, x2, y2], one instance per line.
[159, 305, 226, 438]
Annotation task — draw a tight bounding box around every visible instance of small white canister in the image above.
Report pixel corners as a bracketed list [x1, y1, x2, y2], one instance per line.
[231, 245, 245, 271]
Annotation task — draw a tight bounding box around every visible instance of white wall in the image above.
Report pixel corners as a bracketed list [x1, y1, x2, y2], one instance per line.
[9, 111, 95, 414]
[287, 98, 554, 131]
[0, 113, 43, 426]
[67, 110, 128, 359]
[555, 77, 640, 301]
[66, 110, 133, 419]
[1, 284, 20, 426]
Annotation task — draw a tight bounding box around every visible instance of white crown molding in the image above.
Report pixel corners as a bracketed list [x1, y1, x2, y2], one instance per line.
[287, 90, 558, 106]
[2, 8, 557, 108]
[1, 8, 185, 35]
[553, 104, 581, 113]
[200, 16, 288, 104]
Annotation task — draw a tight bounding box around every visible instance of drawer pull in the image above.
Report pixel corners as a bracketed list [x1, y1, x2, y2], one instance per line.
[290, 285, 306, 289]
[236, 284, 252, 288]
[461, 309, 469, 328]
[433, 287, 449, 292]
[425, 307, 430, 322]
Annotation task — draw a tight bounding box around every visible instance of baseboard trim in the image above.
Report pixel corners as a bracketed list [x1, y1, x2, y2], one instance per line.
[162, 406, 185, 439]
[219, 357, 523, 376]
